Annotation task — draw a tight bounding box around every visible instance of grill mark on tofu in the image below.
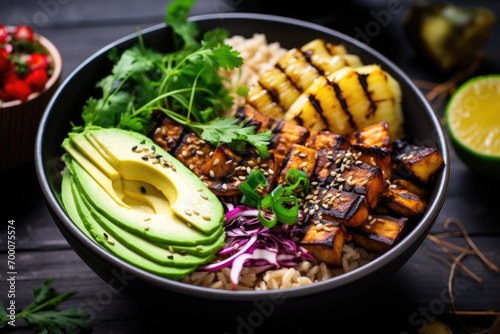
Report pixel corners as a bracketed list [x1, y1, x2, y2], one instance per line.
[329, 80, 356, 130]
[358, 73, 377, 118]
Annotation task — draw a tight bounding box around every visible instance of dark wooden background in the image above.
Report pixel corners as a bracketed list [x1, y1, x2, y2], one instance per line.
[1, 0, 500, 333]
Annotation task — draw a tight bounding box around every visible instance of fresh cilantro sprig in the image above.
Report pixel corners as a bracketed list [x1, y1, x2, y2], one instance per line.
[78, 0, 271, 156]
[0, 279, 92, 334]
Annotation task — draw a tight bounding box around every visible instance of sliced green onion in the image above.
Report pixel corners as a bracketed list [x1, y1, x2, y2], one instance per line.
[239, 170, 268, 207]
[238, 168, 305, 227]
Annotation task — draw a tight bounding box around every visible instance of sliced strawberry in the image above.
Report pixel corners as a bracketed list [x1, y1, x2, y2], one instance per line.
[3, 78, 32, 101]
[13, 25, 35, 42]
[28, 52, 48, 71]
[25, 68, 48, 92]
[0, 25, 9, 44]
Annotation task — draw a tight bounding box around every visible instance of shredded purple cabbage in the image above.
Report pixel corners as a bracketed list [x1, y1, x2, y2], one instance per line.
[198, 204, 314, 288]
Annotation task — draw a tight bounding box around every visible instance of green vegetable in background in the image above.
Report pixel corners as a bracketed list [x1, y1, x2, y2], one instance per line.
[403, 2, 496, 73]
[0, 279, 91, 333]
[78, 0, 271, 158]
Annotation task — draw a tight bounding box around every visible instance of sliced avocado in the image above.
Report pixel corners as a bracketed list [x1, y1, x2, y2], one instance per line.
[61, 168, 194, 279]
[60, 127, 227, 277]
[62, 139, 128, 207]
[75, 186, 216, 267]
[65, 139, 223, 246]
[87, 128, 222, 235]
[68, 131, 119, 180]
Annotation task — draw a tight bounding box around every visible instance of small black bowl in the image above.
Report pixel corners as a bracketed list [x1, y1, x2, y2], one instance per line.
[35, 13, 450, 317]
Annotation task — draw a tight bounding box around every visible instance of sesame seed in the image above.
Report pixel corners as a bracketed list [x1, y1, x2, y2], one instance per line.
[209, 170, 215, 178]
[213, 159, 220, 165]
[196, 150, 204, 156]
[222, 183, 227, 190]
[299, 153, 308, 158]
[182, 151, 188, 157]
[226, 159, 233, 164]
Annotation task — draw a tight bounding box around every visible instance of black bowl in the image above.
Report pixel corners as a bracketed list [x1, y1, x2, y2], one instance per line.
[35, 13, 450, 316]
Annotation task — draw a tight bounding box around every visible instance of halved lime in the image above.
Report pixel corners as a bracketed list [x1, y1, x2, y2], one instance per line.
[444, 74, 500, 179]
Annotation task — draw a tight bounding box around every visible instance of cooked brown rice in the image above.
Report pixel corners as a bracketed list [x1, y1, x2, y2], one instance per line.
[181, 243, 377, 290]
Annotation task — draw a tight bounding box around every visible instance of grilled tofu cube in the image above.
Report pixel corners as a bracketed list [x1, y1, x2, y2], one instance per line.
[350, 143, 392, 180]
[149, 115, 187, 153]
[392, 178, 430, 200]
[377, 186, 427, 218]
[199, 143, 239, 179]
[299, 221, 348, 267]
[235, 105, 275, 131]
[277, 144, 317, 186]
[269, 119, 310, 167]
[304, 187, 369, 227]
[340, 162, 385, 209]
[392, 139, 444, 184]
[172, 132, 213, 175]
[350, 214, 407, 253]
[347, 121, 392, 150]
[305, 130, 351, 151]
[313, 148, 384, 209]
[201, 150, 279, 197]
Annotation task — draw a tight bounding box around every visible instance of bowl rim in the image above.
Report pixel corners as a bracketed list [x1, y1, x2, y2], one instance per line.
[0, 31, 63, 109]
[36, 12, 451, 301]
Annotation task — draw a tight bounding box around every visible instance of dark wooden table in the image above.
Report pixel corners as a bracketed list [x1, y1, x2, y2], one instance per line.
[2, 1, 500, 333]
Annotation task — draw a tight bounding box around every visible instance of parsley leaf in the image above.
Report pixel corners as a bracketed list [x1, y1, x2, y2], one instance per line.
[0, 279, 92, 333]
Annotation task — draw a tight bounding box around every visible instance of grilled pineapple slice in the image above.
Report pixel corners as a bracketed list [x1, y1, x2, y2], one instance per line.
[246, 39, 363, 119]
[284, 64, 404, 140]
[245, 67, 301, 119]
[300, 38, 363, 75]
